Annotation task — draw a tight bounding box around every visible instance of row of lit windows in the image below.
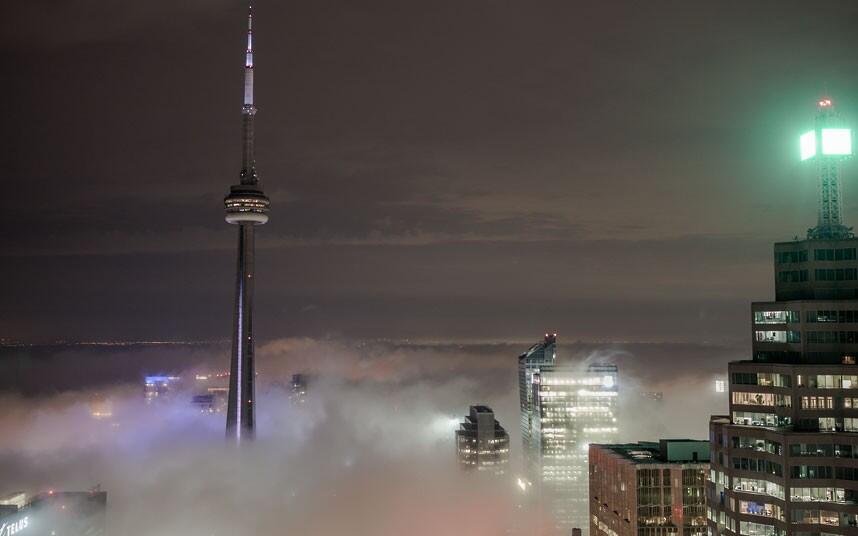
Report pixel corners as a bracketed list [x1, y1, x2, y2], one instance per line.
[225, 198, 268, 206]
[739, 500, 783, 521]
[739, 521, 782, 536]
[801, 396, 834, 409]
[755, 330, 858, 344]
[754, 310, 858, 324]
[754, 330, 801, 343]
[790, 487, 853, 504]
[791, 509, 858, 527]
[731, 373, 792, 387]
[793, 397, 858, 410]
[732, 411, 791, 428]
[801, 374, 858, 388]
[754, 311, 800, 324]
[716, 472, 858, 504]
[791, 466, 858, 481]
[732, 436, 782, 455]
[733, 478, 784, 500]
[732, 392, 792, 407]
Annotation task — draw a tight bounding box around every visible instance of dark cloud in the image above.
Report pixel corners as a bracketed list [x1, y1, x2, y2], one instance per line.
[2, 1, 858, 341]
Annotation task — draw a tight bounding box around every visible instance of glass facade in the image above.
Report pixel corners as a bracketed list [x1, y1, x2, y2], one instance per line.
[520, 336, 618, 533]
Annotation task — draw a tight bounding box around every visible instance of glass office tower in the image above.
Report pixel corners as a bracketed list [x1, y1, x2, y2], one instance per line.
[520, 334, 620, 533]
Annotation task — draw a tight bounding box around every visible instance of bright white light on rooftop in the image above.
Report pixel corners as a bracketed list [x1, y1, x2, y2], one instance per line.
[822, 128, 852, 156]
[800, 131, 816, 161]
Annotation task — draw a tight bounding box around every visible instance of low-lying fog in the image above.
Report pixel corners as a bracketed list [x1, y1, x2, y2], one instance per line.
[0, 338, 735, 535]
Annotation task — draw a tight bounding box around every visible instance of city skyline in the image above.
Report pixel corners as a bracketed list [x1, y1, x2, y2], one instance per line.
[3, 2, 858, 535]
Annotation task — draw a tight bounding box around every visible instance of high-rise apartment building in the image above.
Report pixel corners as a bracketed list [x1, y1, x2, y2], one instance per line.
[456, 405, 510, 474]
[708, 98, 858, 536]
[590, 440, 709, 536]
[519, 334, 620, 532]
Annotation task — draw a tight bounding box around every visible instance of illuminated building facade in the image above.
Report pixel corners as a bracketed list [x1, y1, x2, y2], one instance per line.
[519, 334, 620, 532]
[225, 3, 270, 443]
[708, 98, 858, 536]
[88, 394, 113, 420]
[143, 375, 181, 403]
[290, 374, 308, 404]
[0, 489, 107, 536]
[590, 440, 709, 536]
[192, 372, 229, 413]
[455, 405, 510, 474]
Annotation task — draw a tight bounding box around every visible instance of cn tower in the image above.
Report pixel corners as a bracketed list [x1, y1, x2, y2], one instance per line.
[224, 3, 269, 442]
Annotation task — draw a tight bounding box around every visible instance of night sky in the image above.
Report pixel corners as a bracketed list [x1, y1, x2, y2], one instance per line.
[3, 1, 858, 343]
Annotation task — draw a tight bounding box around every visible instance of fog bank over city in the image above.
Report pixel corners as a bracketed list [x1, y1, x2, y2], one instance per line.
[0, 337, 732, 534]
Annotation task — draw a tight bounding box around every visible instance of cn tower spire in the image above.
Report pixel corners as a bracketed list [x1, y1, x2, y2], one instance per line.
[240, 2, 258, 186]
[244, 5, 254, 103]
[225, 0, 270, 444]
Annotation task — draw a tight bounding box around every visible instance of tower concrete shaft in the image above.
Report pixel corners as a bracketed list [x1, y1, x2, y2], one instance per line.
[226, 224, 256, 440]
[225, 3, 269, 443]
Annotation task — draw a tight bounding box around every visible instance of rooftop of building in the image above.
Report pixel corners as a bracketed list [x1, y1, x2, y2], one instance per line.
[593, 439, 709, 465]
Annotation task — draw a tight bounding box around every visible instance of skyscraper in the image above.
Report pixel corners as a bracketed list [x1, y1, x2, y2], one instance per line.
[590, 440, 709, 536]
[456, 405, 510, 474]
[519, 334, 620, 533]
[225, 4, 270, 442]
[708, 98, 858, 536]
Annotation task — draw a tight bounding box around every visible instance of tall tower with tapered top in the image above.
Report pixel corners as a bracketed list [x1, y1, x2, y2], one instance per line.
[225, 3, 269, 442]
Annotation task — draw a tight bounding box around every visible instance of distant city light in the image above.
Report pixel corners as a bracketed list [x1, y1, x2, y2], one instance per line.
[714, 379, 725, 393]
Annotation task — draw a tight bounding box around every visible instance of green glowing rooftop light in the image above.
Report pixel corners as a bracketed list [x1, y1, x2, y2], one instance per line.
[800, 131, 816, 161]
[822, 128, 852, 156]
[799, 128, 852, 160]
